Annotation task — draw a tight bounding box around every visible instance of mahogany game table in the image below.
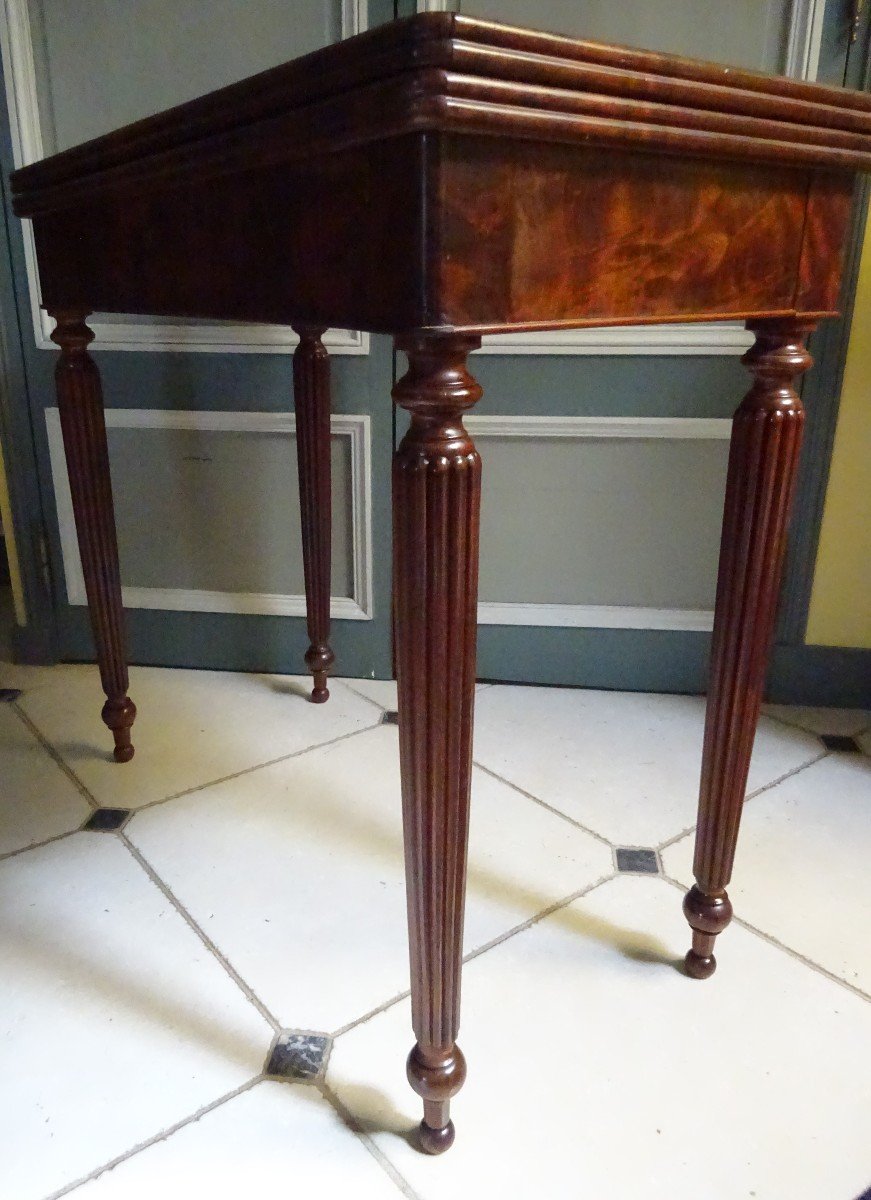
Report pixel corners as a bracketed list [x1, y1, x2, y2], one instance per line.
[11, 12, 871, 1154]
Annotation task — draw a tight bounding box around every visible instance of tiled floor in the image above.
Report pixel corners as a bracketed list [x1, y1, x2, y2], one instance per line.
[1, 644, 869, 1199]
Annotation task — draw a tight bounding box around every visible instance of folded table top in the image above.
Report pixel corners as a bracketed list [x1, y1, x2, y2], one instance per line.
[12, 11, 871, 215]
[10, 14, 871, 335]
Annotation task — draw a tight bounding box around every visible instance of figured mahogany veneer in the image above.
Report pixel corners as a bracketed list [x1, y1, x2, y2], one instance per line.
[11, 12, 871, 1156]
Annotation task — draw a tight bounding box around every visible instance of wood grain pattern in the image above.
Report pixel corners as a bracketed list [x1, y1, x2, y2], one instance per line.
[392, 334, 482, 1154]
[292, 326, 334, 702]
[437, 136, 811, 328]
[27, 134, 853, 337]
[10, 11, 871, 1156]
[684, 318, 813, 979]
[50, 313, 136, 762]
[795, 172, 857, 313]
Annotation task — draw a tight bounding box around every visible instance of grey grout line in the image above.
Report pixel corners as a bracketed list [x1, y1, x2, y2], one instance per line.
[656, 747, 832, 854]
[9, 684, 384, 823]
[0, 825, 82, 863]
[460, 869, 618, 969]
[472, 759, 615, 849]
[340, 678, 493, 712]
[659, 872, 871, 1006]
[9, 701, 100, 810]
[656, 821, 698, 855]
[317, 1080, 424, 1200]
[333, 870, 618, 1042]
[120, 718, 385, 819]
[119, 832, 282, 1033]
[331, 986, 412, 1040]
[47, 1075, 264, 1200]
[336, 679, 392, 713]
[745, 748, 830, 799]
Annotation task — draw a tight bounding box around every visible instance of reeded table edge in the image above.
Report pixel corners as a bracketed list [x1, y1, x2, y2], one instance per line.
[12, 11, 871, 217]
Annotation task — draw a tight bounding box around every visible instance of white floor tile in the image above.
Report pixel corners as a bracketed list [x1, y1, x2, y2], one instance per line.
[0, 835, 271, 1200]
[0, 657, 59, 693]
[71, 1081, 405, 1199]
[662, 753, 871, 997]
[127, 724, 613, 1032]
[762, 703, 871, 738]
[17, 665, 381, 809]
[473, 685, 823, 846]
[340, 678, 493, 713]
[328, 875, 871, 1200]
[339, 678, 398, 710]
[0, 704, 90, 856]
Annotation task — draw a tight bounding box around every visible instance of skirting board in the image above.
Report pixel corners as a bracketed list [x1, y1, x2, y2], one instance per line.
[476, 626, 871, 707]
[767, 645, 871, 708]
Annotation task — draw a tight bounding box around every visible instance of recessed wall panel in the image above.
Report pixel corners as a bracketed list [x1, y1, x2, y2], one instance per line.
[106, 426, 353, 598]
[477, 433, 729, 611]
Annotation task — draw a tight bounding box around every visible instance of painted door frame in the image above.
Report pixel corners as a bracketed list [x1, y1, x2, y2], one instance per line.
[0, 69, 56, 663]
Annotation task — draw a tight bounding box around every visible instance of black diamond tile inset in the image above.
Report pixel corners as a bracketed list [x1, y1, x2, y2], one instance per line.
[266, 1032, 331, 1081]
[616, 847, 659, 875]
[820, 734, 861, 753]
[82, 807, 131, 832]
[381, 710, 399, 725]
[0, 688, 22, 702]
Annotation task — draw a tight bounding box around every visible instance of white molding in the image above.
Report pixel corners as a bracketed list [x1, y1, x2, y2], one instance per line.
[466, 414, 732, 440]
[477, 323, 755, 356]
[477, 602, 714, 631]
[0, 0, 370, 355]
[45, 407, 374, 620]
[0, 0, 48, 354]
[469, 413, 727, 630]
[49, 321, 370, 356]
[342, 0, 368, 38]
[784, 0, 825, 81]
[416, 0, 449, 10]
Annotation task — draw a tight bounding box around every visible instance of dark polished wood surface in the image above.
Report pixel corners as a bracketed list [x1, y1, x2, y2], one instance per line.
[291, 326, 334, 702]
[11, 12, 871, 1155]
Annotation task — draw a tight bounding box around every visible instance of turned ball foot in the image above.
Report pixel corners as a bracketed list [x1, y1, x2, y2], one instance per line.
[103, 697, 136, 764]
[305, 643, 334, 704]
[685, 948, 717, 979]
[406, 1042, 466, 1156]
[418, 1119, 455, 1155]
[683, 884, 732, 979]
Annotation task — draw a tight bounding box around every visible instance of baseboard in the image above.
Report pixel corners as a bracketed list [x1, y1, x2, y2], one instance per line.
[52, 608, 871, 708]
[10, 618, 57, 665]
[766, 644, 871, 707]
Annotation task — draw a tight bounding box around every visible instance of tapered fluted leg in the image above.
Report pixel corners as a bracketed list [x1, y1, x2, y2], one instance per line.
[50, 312, 136, 761]
[392, 334, 482, 1154]
[684, 319, 814, 978]
[292, 325, 334, 702]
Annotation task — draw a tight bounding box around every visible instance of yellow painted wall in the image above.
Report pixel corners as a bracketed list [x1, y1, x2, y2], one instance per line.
[0, 431, 26, 625]
[805, 207, 871, 648]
